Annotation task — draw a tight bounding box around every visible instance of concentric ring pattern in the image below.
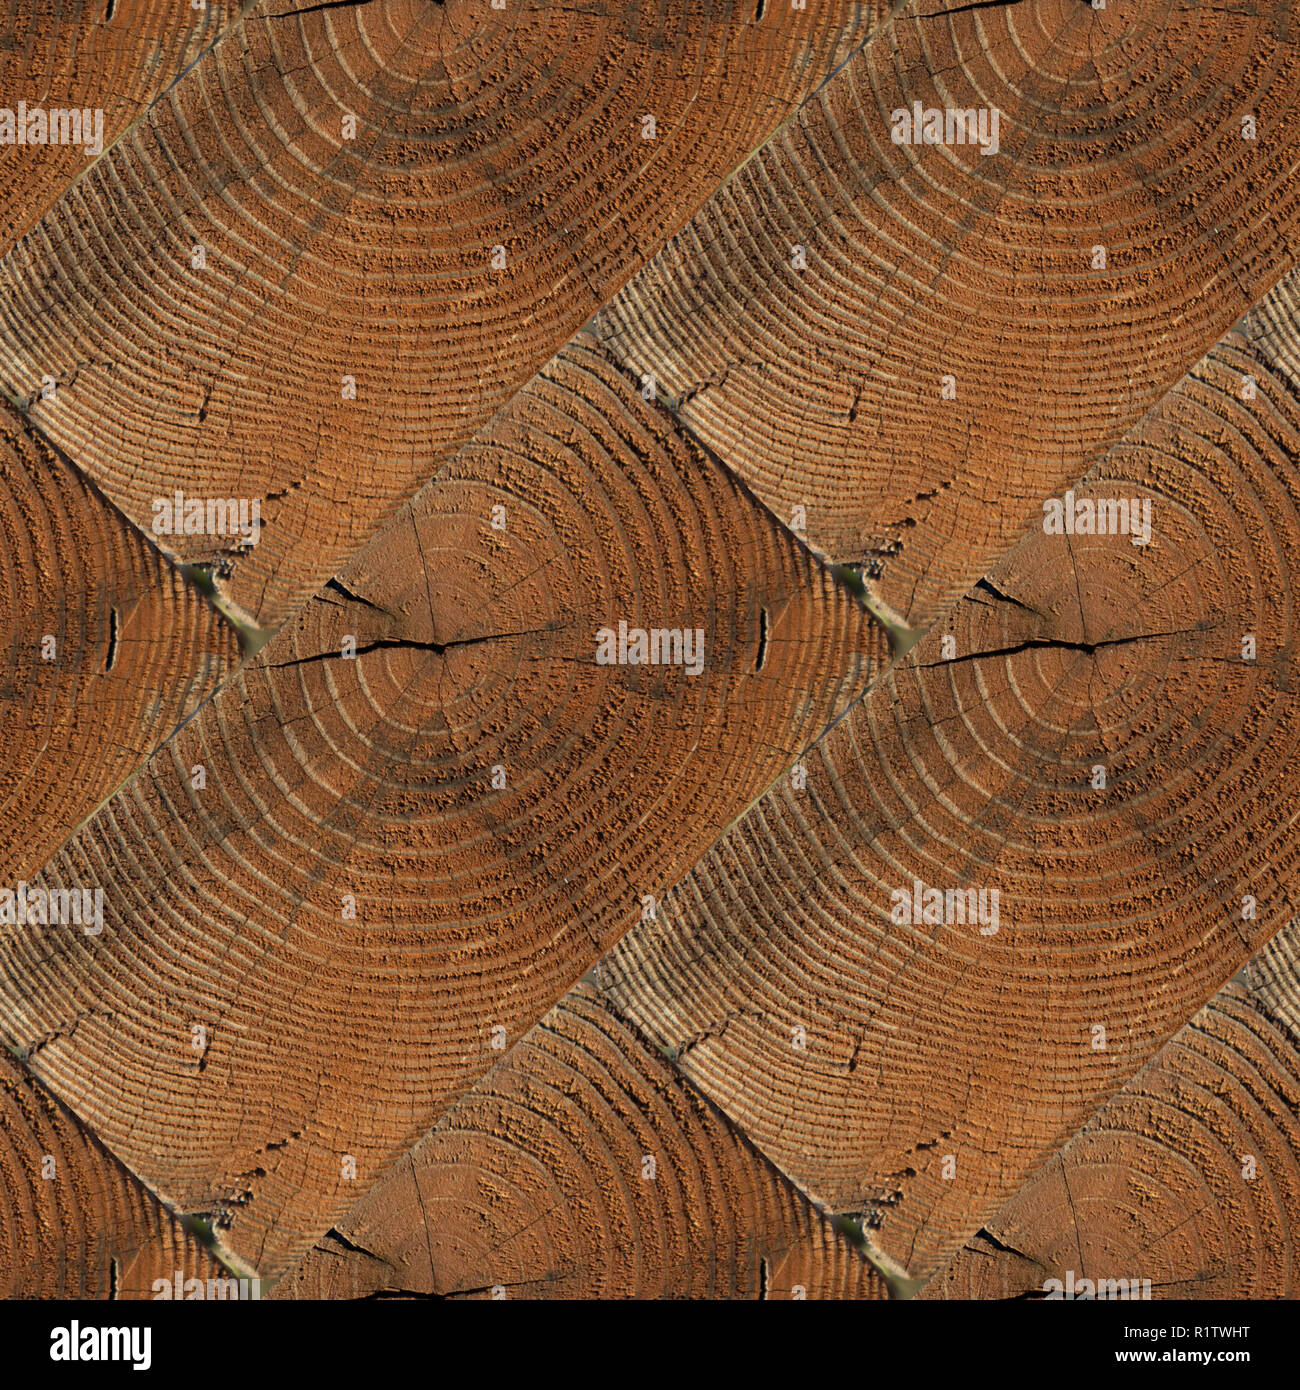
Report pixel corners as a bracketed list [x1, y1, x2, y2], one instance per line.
[597, 323, 1300, 1278]
[6, 0, 1300, 1303]
[922, 982, 1300, 1300]
[0, 1049, 225, 1298]
[0, 399, 237, 878]
[0, 335, 886, 1277]
[0, 0, 243, 253]
[601, 0, 1300, 626]
[274, 985, 887, 1300]
[0, 0, 887, 625]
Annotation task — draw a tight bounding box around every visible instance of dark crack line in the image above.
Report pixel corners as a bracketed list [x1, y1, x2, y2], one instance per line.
[1064, 531, 1089, 644]
[972, 1226, 1045, 1266]
[914, 627, 1215, 669]
[362, 1277, 546, 1301]
[104, 605, 120, 673]
[267, 0, 385, 18]
[409, 1157, 438, 1295]
[667, 1009, 764, 1064]
[675, 360, 759, 413]
[973, 575, 1044, 617]
[18, 1010, 116, 1063]
[264, 628, 555, 670]
[1061, 1162, 1087, 1283]
[922, 0, 1030, 16]
[322, 577, 392, 615]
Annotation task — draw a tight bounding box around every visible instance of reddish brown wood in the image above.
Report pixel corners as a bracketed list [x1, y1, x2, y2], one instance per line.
[0, 0, 890, 626]
[922, 981, 1300, 1300]
[597, 325, 1300, 1277]
[0, 337, 886, 1277]
[0, 400, 238, 879]
[0, 1050, 229, 1298]
[602, 0, 1300, 627]
[274, 985, 887, 1300]
[0, 1, 244, 253]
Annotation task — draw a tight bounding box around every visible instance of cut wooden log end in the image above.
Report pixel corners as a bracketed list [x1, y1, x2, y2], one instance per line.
[0, 1049, 226, 1298]
[595, 327, 1300, 1278]
[0, 0, 889, 627]
[1244, 924, 1300, 1039]
[601, 0, 1300, 626]
[0, 0, 243, 254]
[0, 336, 887, 1277]
[921, 980, 1300, 1301]
[272, 985, 887, 1300]
[0, 400, 239, 878]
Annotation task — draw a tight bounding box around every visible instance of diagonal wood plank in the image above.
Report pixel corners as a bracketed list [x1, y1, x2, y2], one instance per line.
[0, 0, 894, 628]
[599, 0, 1300, 628]
[0, 399, 238, 879]
[593, 313, 1300, 1278]
[271, 984, 888, 1300]
[0, 335, 887, 1277]
[8, 0, 1294, 1308]
[921, 939, 1300, 1301]
[0, 1049, 230, 1298]
[0, 0, 246, 254]
[1248, 919, 1300, 1036]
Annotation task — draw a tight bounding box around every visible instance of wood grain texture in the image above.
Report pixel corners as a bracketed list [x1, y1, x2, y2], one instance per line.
[0, 0, 891, 626]
[273, 984, 887, 1300]
[595, 325, 1300, 1278]
[600, 0, 1300, 627]
[1244, 919, 1300, 1038]
[921, 980, 1300, 1300]
[0, 336, 886, 1277]
[0, 1049, 226, 1299]
[0, 399, 238, 879]
[0, 1, 244, 254]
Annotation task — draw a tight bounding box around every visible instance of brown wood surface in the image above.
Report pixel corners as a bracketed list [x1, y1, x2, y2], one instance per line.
[0, 399, 238, 879]
[601, 0, 1300, 627]
[921, 975, 1300, 1300]
[595, 322, 1300, 1278]
[3, 1, 1299, 1304]
[0, 1, 245, 254]
[273, 985, 888, 1300]
[0, 1048, 228, 1298]
[0, 335, 886, 1278]
[0, 0, 891, 627]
